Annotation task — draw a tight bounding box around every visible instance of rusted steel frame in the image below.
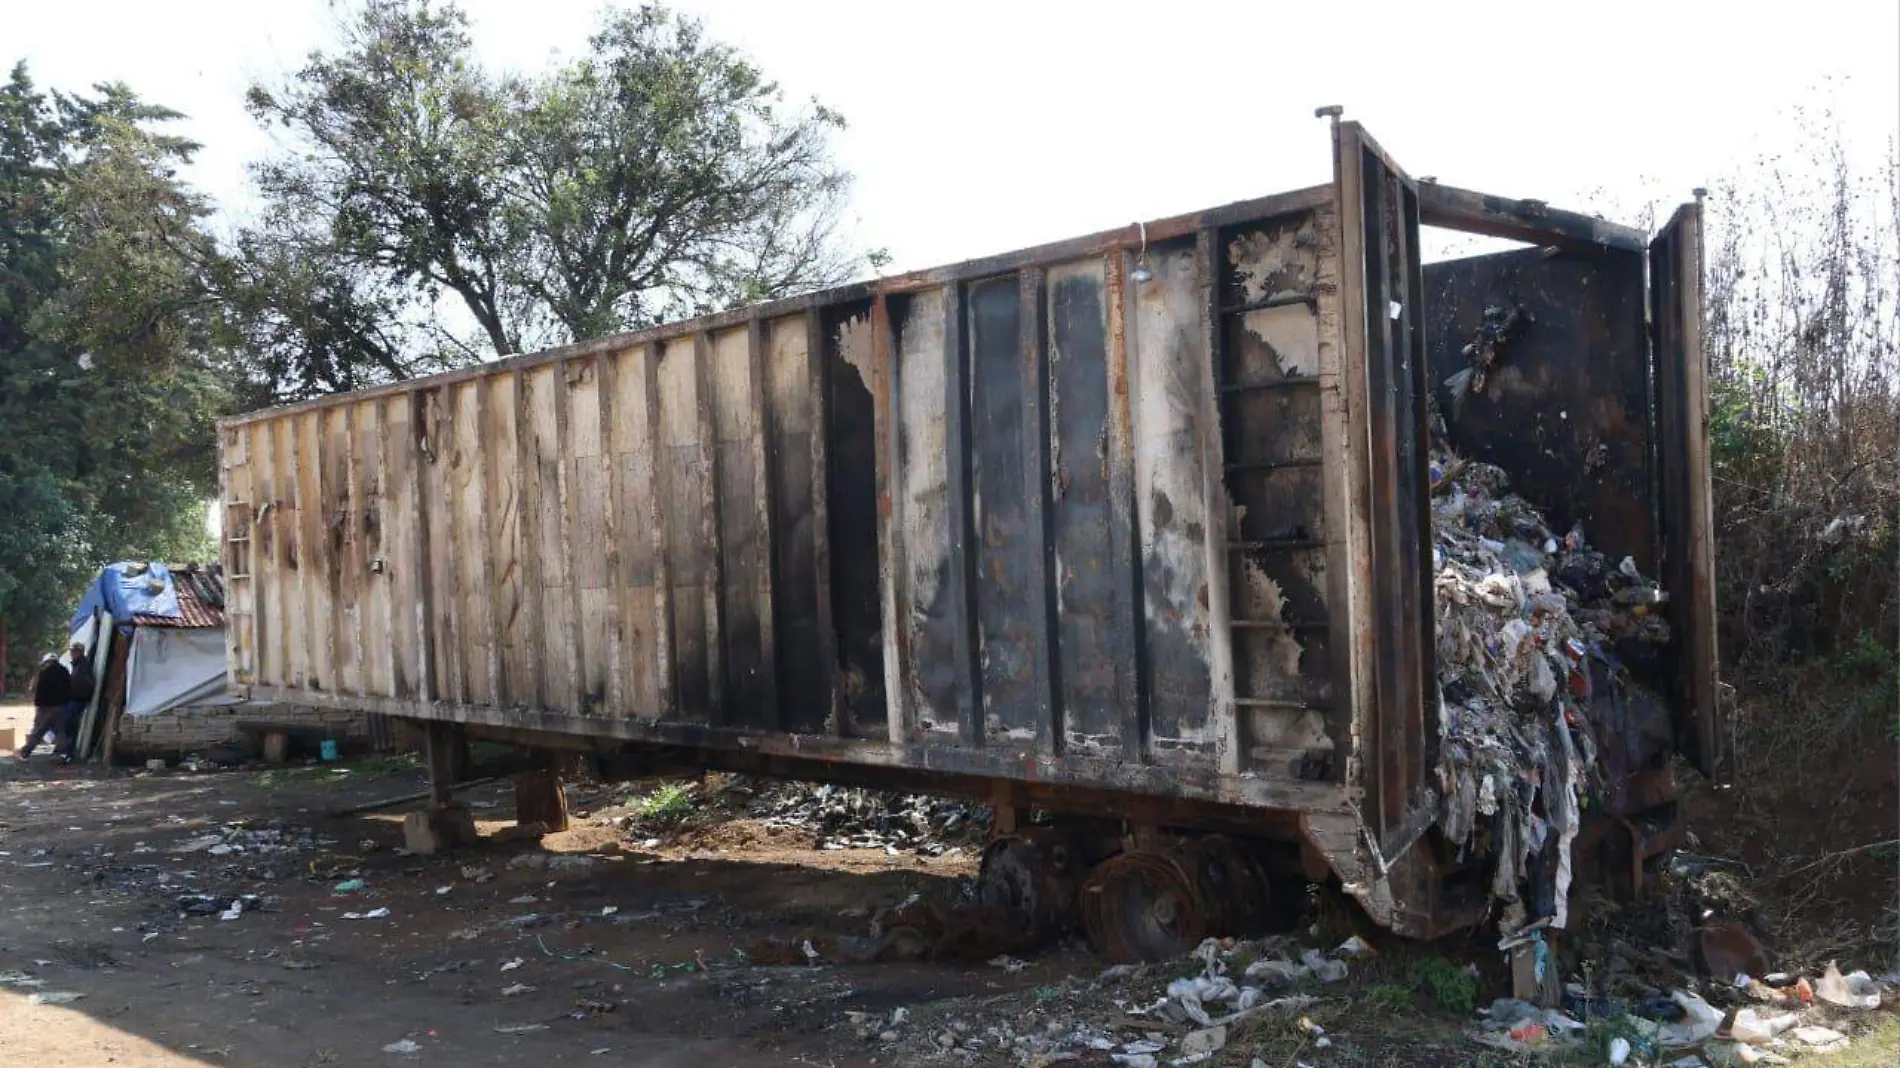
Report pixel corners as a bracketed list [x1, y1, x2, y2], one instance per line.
[1104, 253, 1146, 762]
[217, 187, 1333, 431]
[942, 283, 984, 748]
[690, 333, 726, 721]
[1397, 176, 1438, 785]
[1016, 268, 1059, 757]
[639, 344, 678, 718]
[806, 308, 842, 738]
[745, 316, 783, 729]
[510, 370, 548, 709]
[1417, 182, 1648, 252]
[250, 683, 1355, 816]
[1194, 229, 1241, 776]
[1328, 125, 1381, 815]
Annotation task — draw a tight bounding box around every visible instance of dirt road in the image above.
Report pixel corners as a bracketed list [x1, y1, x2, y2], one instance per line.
[0, 744, 1055, 1067]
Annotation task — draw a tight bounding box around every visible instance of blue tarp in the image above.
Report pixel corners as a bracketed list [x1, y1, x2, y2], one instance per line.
[69, 562, 181, 633]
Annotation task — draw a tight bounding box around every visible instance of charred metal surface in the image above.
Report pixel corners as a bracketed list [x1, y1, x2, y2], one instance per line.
[1131, 238, 1217, 758]
[1048, 259, 1139, 760]
[1080, 836, 1272, 962]
[1340, 123, 1434, 837]
[1423, 246, 1656, 574]
[1650, 204, 1722, 776]
[1417, 182, 1648, 253]
[968, 275, 1047, 746]
[823, 305, 884, 738]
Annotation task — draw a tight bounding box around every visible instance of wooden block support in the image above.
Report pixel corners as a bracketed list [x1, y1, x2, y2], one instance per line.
[403, 804, 476, 855]
[515, 768, 569, 834]
[261, 730, 289, 765]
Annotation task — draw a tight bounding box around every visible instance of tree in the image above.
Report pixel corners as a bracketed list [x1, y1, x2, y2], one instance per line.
[234, 0, 879, 402]
[0, 64, 224, 688]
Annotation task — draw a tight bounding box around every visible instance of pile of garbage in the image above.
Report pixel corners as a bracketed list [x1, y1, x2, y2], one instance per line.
[167, 820, 320, 857]
[1473, 962, 1893, 1063]
[731, 779, 988, 856]
[1429, 445, 1674, 930]
[854, 934, 1366, 1066]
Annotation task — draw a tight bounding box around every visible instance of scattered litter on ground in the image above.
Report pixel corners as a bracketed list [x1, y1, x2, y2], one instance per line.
[341, 907, 391, 920]
[501, 983, 535, 996]
[333, 878, 366, 894]
[710, 779, 988, 855]
[382, 1038, 422, 1054]
[494, 1024, 549, 1034]
[26, 991, 84, 1005]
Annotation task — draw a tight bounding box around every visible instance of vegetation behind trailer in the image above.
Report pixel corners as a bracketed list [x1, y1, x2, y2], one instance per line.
[216, 123, 1720, 945]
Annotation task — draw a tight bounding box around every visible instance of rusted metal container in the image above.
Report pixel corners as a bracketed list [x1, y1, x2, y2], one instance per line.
[215, 123, 1719, 938]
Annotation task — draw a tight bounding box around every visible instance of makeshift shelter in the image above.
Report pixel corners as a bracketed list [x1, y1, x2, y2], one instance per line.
[66, 562, 383, 762]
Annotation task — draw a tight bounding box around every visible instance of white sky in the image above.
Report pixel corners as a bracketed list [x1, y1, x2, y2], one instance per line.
[10, 0, 1900, 273]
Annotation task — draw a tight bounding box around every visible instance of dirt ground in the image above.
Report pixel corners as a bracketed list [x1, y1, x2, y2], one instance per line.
[0, 704, 1071, 1068]
[2, 699, 1894, 1068]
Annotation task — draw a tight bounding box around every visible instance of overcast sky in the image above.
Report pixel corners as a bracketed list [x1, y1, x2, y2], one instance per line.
[11, 0, 1900, 273]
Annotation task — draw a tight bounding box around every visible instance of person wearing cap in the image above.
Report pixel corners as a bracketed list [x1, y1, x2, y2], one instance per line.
[19, 653, 71, 760]
[58, 642, 95, 763]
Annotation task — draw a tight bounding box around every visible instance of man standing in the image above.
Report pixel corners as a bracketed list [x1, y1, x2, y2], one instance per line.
[59, 642, 94, 763]
[19, 653, 70, 760]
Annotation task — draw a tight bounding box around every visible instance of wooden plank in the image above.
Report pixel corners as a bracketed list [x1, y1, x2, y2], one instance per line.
[565, 356, 611, 716]
[464, 379, 503, 707]
[354, 399, 394, 697]
[322, 407, 353, 695]
[481, 376, 526, 707]
[1107, 252, 1146, 761]
[251, 420, 280, 687]
[746, 317, 782, 730]
[642, 343, 679, 718]
[297, 411, 331, 692]
[806, 307, 841, 737]
[424, 390, 464, 705]
[709, 325, 766, 726]
[373, 398, 404, 698]
[658, 337, 708, 719]
[342, 401, 371, 696]
[593, 350, 628, 719]
[607, 345, 657, 717]
[939, 284, 981, 748]
[511, 369, 548, 709]
[1416, 181, 1647, 252]
[280, 417, 309, 691]
[401, 392, 437, 706]
[871, 296, 906, 745]
[694, 333, 726, 721]
[549, 361, 586, 716]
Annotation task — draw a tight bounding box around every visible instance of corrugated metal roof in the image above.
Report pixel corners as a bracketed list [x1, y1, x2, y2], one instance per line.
[133, 564, 226, 629]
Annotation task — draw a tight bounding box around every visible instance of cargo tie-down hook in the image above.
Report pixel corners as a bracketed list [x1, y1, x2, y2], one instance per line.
[1130, 220, 1153, 283]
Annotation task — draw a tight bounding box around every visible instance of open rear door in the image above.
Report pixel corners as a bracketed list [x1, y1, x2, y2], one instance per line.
[1650, 201, 1724, 777]
[1332, 122, 1434, 840]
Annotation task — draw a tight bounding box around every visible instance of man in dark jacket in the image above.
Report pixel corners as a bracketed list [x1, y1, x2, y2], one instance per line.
[19, 653, 71, 759]
[58, 642, 94, 762]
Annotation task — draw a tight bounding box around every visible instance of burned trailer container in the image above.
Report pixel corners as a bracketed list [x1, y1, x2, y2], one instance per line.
[214, 121, 1720, 948]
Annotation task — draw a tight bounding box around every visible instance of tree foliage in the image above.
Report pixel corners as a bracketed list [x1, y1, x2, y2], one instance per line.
[0, 64, 223, 687]
[233, 0, 879, 404]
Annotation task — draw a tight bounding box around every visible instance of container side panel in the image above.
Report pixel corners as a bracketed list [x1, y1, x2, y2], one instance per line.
[567, 357, 614, 716]
[968, 275, 1045, 746]
[1423, 246, 1654, 572]
[1132, 241, 1215, 758]
[766, 314, 829, 733]
[382, 398, 418, 700]
[353, 399, 394, 697]
[827, 308, 886, 738]
[895, 288, 968, 741]
[1047, 258, 1137, 759]
[608, 346, 662, 718]
[710, 325, 770, 727]
[658, 337, 712, 720]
